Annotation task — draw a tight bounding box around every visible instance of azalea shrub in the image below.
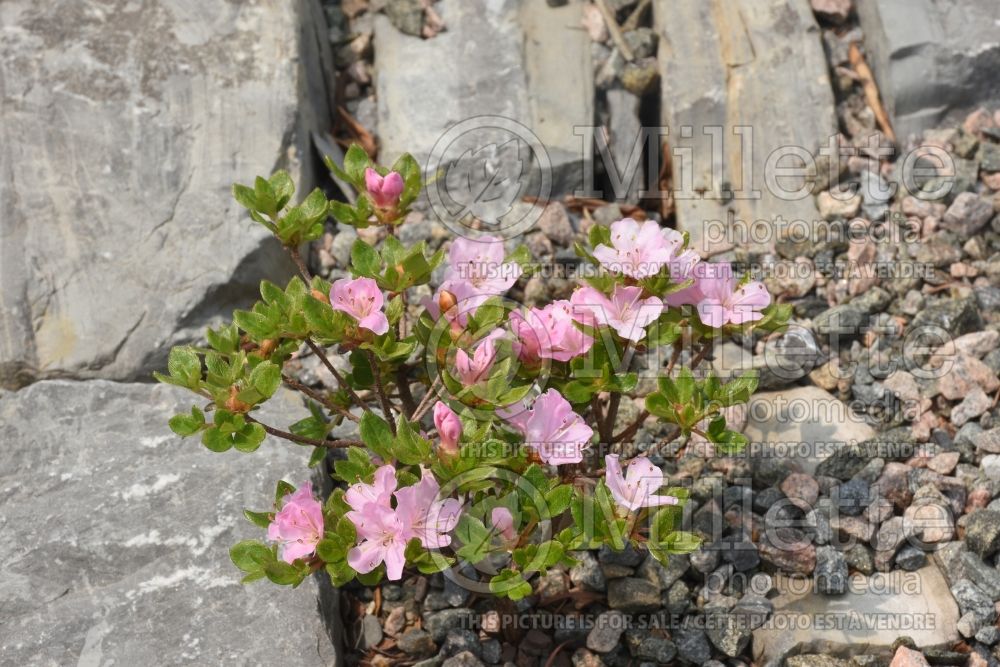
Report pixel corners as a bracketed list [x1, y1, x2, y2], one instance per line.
[156, 144, 789, 598]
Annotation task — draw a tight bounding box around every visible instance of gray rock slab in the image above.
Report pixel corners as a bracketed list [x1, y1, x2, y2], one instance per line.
[374, 0, 593, 199]
[654, 0, 837, 255]
[0, 380, 339, 665]
[743, 385, 876, 476]
[0, 0, 333, 388]
[753, 566, 959, 666]
[856, 0, 1000, 140]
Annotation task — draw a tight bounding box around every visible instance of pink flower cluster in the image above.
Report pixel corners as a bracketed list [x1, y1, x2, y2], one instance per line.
[510, 300, 594, 364]
[268, 482, 325, 564]
[345, 466, 462, 580]
[592, 217, 771, 328]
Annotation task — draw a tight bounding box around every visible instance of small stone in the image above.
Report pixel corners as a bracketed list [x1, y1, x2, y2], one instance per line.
[636, 553, 688, 589]
[943, 192, 994, 235]
[894, 545, 927, 571]
[570, 551, 607, 592]
[888, 646, 930, 667]
[385, 0, 426, 37]
[705, 611, 752, 658]
[875, 462, 913, 510]
[359, 614, 384, 649]
[781, 473, 820, 507]
[663, 579, 690, 615]
[974, 427, 1000, 454]
[634, 637, 676, 663]
[814, 545, 849, 595]
[442, 630, 484, 659]
[965, 510, 1000, 559]
[674, 628, 711, 664]
[926, 452, 959, 475]
[621, 58, 658, 96]
[598, 543, 644, 568]
[816, 189, 862, 219]
[441, 651, 485, 667]
[398, 629, 437, 657]
[758, 529, 816, 575]
[951, 579, 997, 627]
[975, 625, 1000, 645]
[844, 543, 875, 575]
[606, 578, 661, 613]
[424, 609, 475, 642]
[786, 657, 853, 667]
[622, 28, 658, 59]
[586, 611, 627, 653]
[939, 356, 999, 401]
[874, 517, 910, 570]
[833, 478, 870, 516]
[952, 387, 991, 426]
[571, 648, 604, 667]
[690, 547, 720, 574]
[536, 202, 575, 246]
[910, 298, 983, 338]
[810, 0, 852, 24]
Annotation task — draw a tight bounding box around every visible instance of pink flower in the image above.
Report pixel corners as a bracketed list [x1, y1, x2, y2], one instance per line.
[433, 402, 462, 456]
[347, 503, 409, 580]
[454, 329, 504, 385]
[592, 218, 699, 279]
[330, 276, 390, 335]
[267, 482, 325, 564]
[695, 266, 770, 328]
[444, 236, 522, 296]
[394, 469, 463, 549]
[491, 507, 517, 542]
[345, 464, 396, 515]
[506, 389, 593, 465]
[570, 285, 662, 342]
[365, 168, 404, 210]
[510, 301, 594, 364]
[604, 454, 679, 512]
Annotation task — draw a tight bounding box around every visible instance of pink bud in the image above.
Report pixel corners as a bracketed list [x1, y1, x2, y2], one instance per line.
[364, 167, 404, 209]
[433, 402, 462, 457]
[491, 507, 517, 541]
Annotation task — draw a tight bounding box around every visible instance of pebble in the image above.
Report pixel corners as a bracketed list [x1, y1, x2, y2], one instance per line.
[939, 356, 999, 401]
[441, 651, 484, 667]
[814, 545, 849, 594]
[606, 578, 661, 613]
[942, 192, 994, 235]
[894, 545, 928, 571]
[833, 478, 870, 516]
[569, 551, 607, 592]
[888, 646, 930, 667]
[586, 611, 627, 653]
[781, 473, 820, 507]
[964, 510, 1000, 559]
[536, 202, 575, 246]
[571, 649, 604, 667]
[398, 629, 438, 657]
[673, 628, 712, 664]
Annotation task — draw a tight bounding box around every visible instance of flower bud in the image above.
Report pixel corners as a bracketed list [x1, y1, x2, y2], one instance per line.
[365, 167, 404, 210]
[225, 385, 251, 413]
[433, 401, 462, 459]
[259, 339, 277, 357]
[310, 288, 330, 304]
[438, 289, 458, 316]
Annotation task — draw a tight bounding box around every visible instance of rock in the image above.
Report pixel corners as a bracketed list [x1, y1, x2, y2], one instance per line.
[810, 0, 852, 24]
[942, 193, 995, 235]
[895, 545, 927, 571]
[974, 427, 1000, 454]
[586, 611, 627, 653]
[570, 551, 607, 592]
[622, 28, 658, 59]
[0, 381, 338, 663]
[385, 0, 425, 36]
[634, 637, 676, 663]
[571, 648, 604, 667]
[606, 578, 661, 613]
[933, 330, 1000, 360]
[950, 579, 996, 629]
[833, 478, 870, 516]
[910, 298, 983, 338]
[817, 190, 862, 220]
[360, 614, 384, 649]
[888, 646, 930, 667]
[441, 651, 484, 667]
[374, 0, 593, 198]
[813, 288, 892, 337]
[744, 386, 877, 477]
[655, 0, 837, 255]
[636, 553, 688, 589]
[781, 473, 820, 507]
[705, 610, 752, 658]
[856, 1, 1000, 139]
[0, 0, 334, 388]
[536, 202, 575, 246]
[758, 529, 816, 575]
[951, 387, 991, 426]
[787, 657, 853, 667]
[844, 543, 875, 575]
[938, 355, 999, 400]
[424, 608, 475, 643]
[605, 88, 643, 205]
[814, 546, 849, 595]
[964, 510, 1000, 559]
[396, 628, 437, 658]
[753, 567, 959, 666]
[442, 630, 484, 659]
[874, 516, 911, 570]
[598, 542, 644, 568]
[674, 628, 712, 664]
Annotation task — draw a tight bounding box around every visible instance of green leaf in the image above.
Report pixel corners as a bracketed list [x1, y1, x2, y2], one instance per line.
[343, 144, 370, 183]
[244, 509, 272, 529]
[359, 412, 395, 461]
[167, 347, 201, 388]
[249, 361, 281, 399]
[269, 170, 295, 209]
[232, 183, 258, 211]
[230, 540, 274, 572]
[395, 417, 433, 465]
[263, 560, 303, 585]
[489, 569, 533, 600]
[275, 480, 296, 505]
[168, 406, 205, 437]
[351, 239, 380, 277]
[454, 514, 492, 563]
[544, 485, 573, 518]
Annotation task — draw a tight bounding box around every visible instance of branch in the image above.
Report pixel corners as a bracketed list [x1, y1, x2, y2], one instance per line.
[613, 409, 649, 444]
[365, 350, 397, 433]
[305, 338, 371, 412]
[286, 245, 312, 284]
[411, 376, 443, 422]
[246, 414, 362, 449]
[281, 374, 359, 423]
[395, 366, 417, 419]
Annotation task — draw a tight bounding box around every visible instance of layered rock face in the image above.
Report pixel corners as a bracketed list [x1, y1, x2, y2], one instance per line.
[0, 0, 334, 389]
